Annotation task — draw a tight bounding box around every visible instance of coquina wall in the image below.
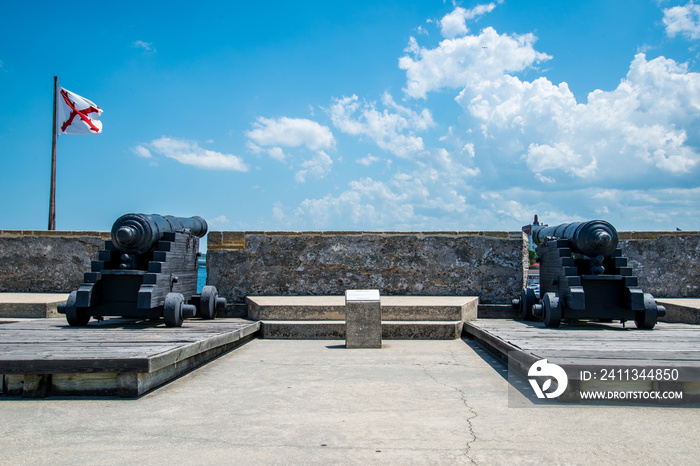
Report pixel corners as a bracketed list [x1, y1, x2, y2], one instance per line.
[207, 231, 529, 305]
[618, 231, 700, 298]
[2, 230, 698, 303]
[0, 230, 110, 293]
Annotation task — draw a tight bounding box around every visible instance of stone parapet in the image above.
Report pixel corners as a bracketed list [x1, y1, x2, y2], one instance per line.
[618, 231, 700, 298]
[2, 229, 697, 302]
[0, 230, 109, 293]
[208, 231, 528, 305]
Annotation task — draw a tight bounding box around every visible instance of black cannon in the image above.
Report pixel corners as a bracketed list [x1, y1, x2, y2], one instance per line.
[58, 213, 226, 327]
[514, 219, 666, 329]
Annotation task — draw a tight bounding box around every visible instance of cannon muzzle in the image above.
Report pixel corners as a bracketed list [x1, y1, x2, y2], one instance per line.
[532, 220, 618, 257]
[111, 213, 208, 254]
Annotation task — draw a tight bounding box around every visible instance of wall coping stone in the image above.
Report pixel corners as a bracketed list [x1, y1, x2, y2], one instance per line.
[0, 230, 110, 239]
[208, 230, 525, 251]
[618, 231, 700, 241]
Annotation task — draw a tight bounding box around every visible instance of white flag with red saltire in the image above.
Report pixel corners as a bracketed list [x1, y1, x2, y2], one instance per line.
[58, 86, 103, 135]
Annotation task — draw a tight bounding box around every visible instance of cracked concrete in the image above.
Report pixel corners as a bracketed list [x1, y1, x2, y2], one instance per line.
[1, 339, 699, 464]
[415, 348, 478, 464]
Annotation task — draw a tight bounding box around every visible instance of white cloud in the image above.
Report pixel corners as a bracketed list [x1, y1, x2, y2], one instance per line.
[295, 176, 417, 229]
[295, 151, 333, 183]
[525, 143, 597, 178]
[246, 116, 336, 182]
[399, 26, 551, 99]
[147, 137, 248, 171]
[663, 2, 700, 40]
[288, 141, 481, 229]
[132, 40, 156, 53]
[208, 215, 230, 227]
[357, 154, 380, 166]
[439, 3, 498, 39]
[271, 5, 700, 232]
[453, 53, 700, 182]
[246, 117, 335, 151]
[329, 93, 434, 158]
[266, 146, 287, 162]
[131, 145, 152, 158]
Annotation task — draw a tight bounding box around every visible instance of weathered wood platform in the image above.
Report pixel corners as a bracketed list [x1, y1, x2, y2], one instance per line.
[465, 319, 700, 403]
[0, 317, 260, 398]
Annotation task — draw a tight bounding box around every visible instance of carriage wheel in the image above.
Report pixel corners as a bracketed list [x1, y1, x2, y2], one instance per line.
[164, 293, 184, 327]
[542, 292, 562, 328]
[64, 291, 91, 326]
[521, 288, 537, 321]
[199, 286, 218, 320]
[634, 294, 659, 330]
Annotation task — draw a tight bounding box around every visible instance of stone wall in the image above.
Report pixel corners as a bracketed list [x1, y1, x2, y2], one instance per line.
[207, 231, 529, 305]
[0, 230, 109, 293]
[618, 232, 700, 298]
[2, 229, 697, 302]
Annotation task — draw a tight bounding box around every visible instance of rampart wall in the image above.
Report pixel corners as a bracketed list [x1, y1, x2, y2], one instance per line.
[1, 230, 698, 303]
[207, 231, 529, 305]
[0, 230, 110, 293]
[618, 231, 700, 298]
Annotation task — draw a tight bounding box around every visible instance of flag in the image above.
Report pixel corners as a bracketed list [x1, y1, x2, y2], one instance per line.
[57, 86, 103, 134]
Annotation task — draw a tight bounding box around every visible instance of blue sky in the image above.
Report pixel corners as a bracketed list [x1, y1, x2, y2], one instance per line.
[1, 0, 699, 246]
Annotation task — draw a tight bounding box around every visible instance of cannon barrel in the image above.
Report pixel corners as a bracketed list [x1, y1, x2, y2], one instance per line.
[111, 213, 208, 254]
[532, 220, 618, 257]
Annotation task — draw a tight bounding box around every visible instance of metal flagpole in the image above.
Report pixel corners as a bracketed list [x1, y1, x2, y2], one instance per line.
[48, 76, 58, 230]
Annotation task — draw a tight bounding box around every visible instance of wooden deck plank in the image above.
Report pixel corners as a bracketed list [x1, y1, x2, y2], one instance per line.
[0, 318, 260, 376]
[465, 319, 700, 385]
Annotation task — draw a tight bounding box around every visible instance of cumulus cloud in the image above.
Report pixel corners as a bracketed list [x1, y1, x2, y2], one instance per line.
[400, 26, 551, 99]
[330, 93, 434, 158]
[246, 117, 335, 151]
[131, 145, 153, 158]
[357, 154, 380, 166]
[295, 151, 333, 183]
[270, 4, 700, 231]
[286, 140, 481, 229]
[246, 116, 335, 182]
[454, 53, 700, 182]
[295, 176, 418, 229]
[663, 2, 700, 40]
[439, 3, 498, 39]
[144, 137, 248, 171]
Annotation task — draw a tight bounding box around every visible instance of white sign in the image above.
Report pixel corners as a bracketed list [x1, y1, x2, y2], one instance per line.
[345, 289, 380, 302]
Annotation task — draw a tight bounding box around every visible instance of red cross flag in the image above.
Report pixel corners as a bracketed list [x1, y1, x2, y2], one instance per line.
[58, 87, 103, 134]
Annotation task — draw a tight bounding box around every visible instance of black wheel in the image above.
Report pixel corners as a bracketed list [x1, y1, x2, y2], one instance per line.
[65, 291, 90, 326]
[199, 285, 218, 320]
[164, 293, 184, 327]
[635, 293, 658, 329]
[521, 288, 537, 321]
[542, 292, 562, 328]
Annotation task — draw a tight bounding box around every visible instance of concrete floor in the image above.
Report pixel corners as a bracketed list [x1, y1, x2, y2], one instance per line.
[1, 338, 698, 464]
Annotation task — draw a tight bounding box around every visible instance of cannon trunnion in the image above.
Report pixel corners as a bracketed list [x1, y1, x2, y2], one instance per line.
[58, 214, 226, 327]
[514, 220, 666, 329]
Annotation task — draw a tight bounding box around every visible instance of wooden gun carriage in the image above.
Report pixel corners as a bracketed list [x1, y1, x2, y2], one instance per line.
[58, 213, 226, 327]
[513, 220, 666, 329]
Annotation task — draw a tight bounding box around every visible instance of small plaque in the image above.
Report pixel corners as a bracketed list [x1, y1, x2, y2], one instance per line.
[345, 289, 380, 302]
